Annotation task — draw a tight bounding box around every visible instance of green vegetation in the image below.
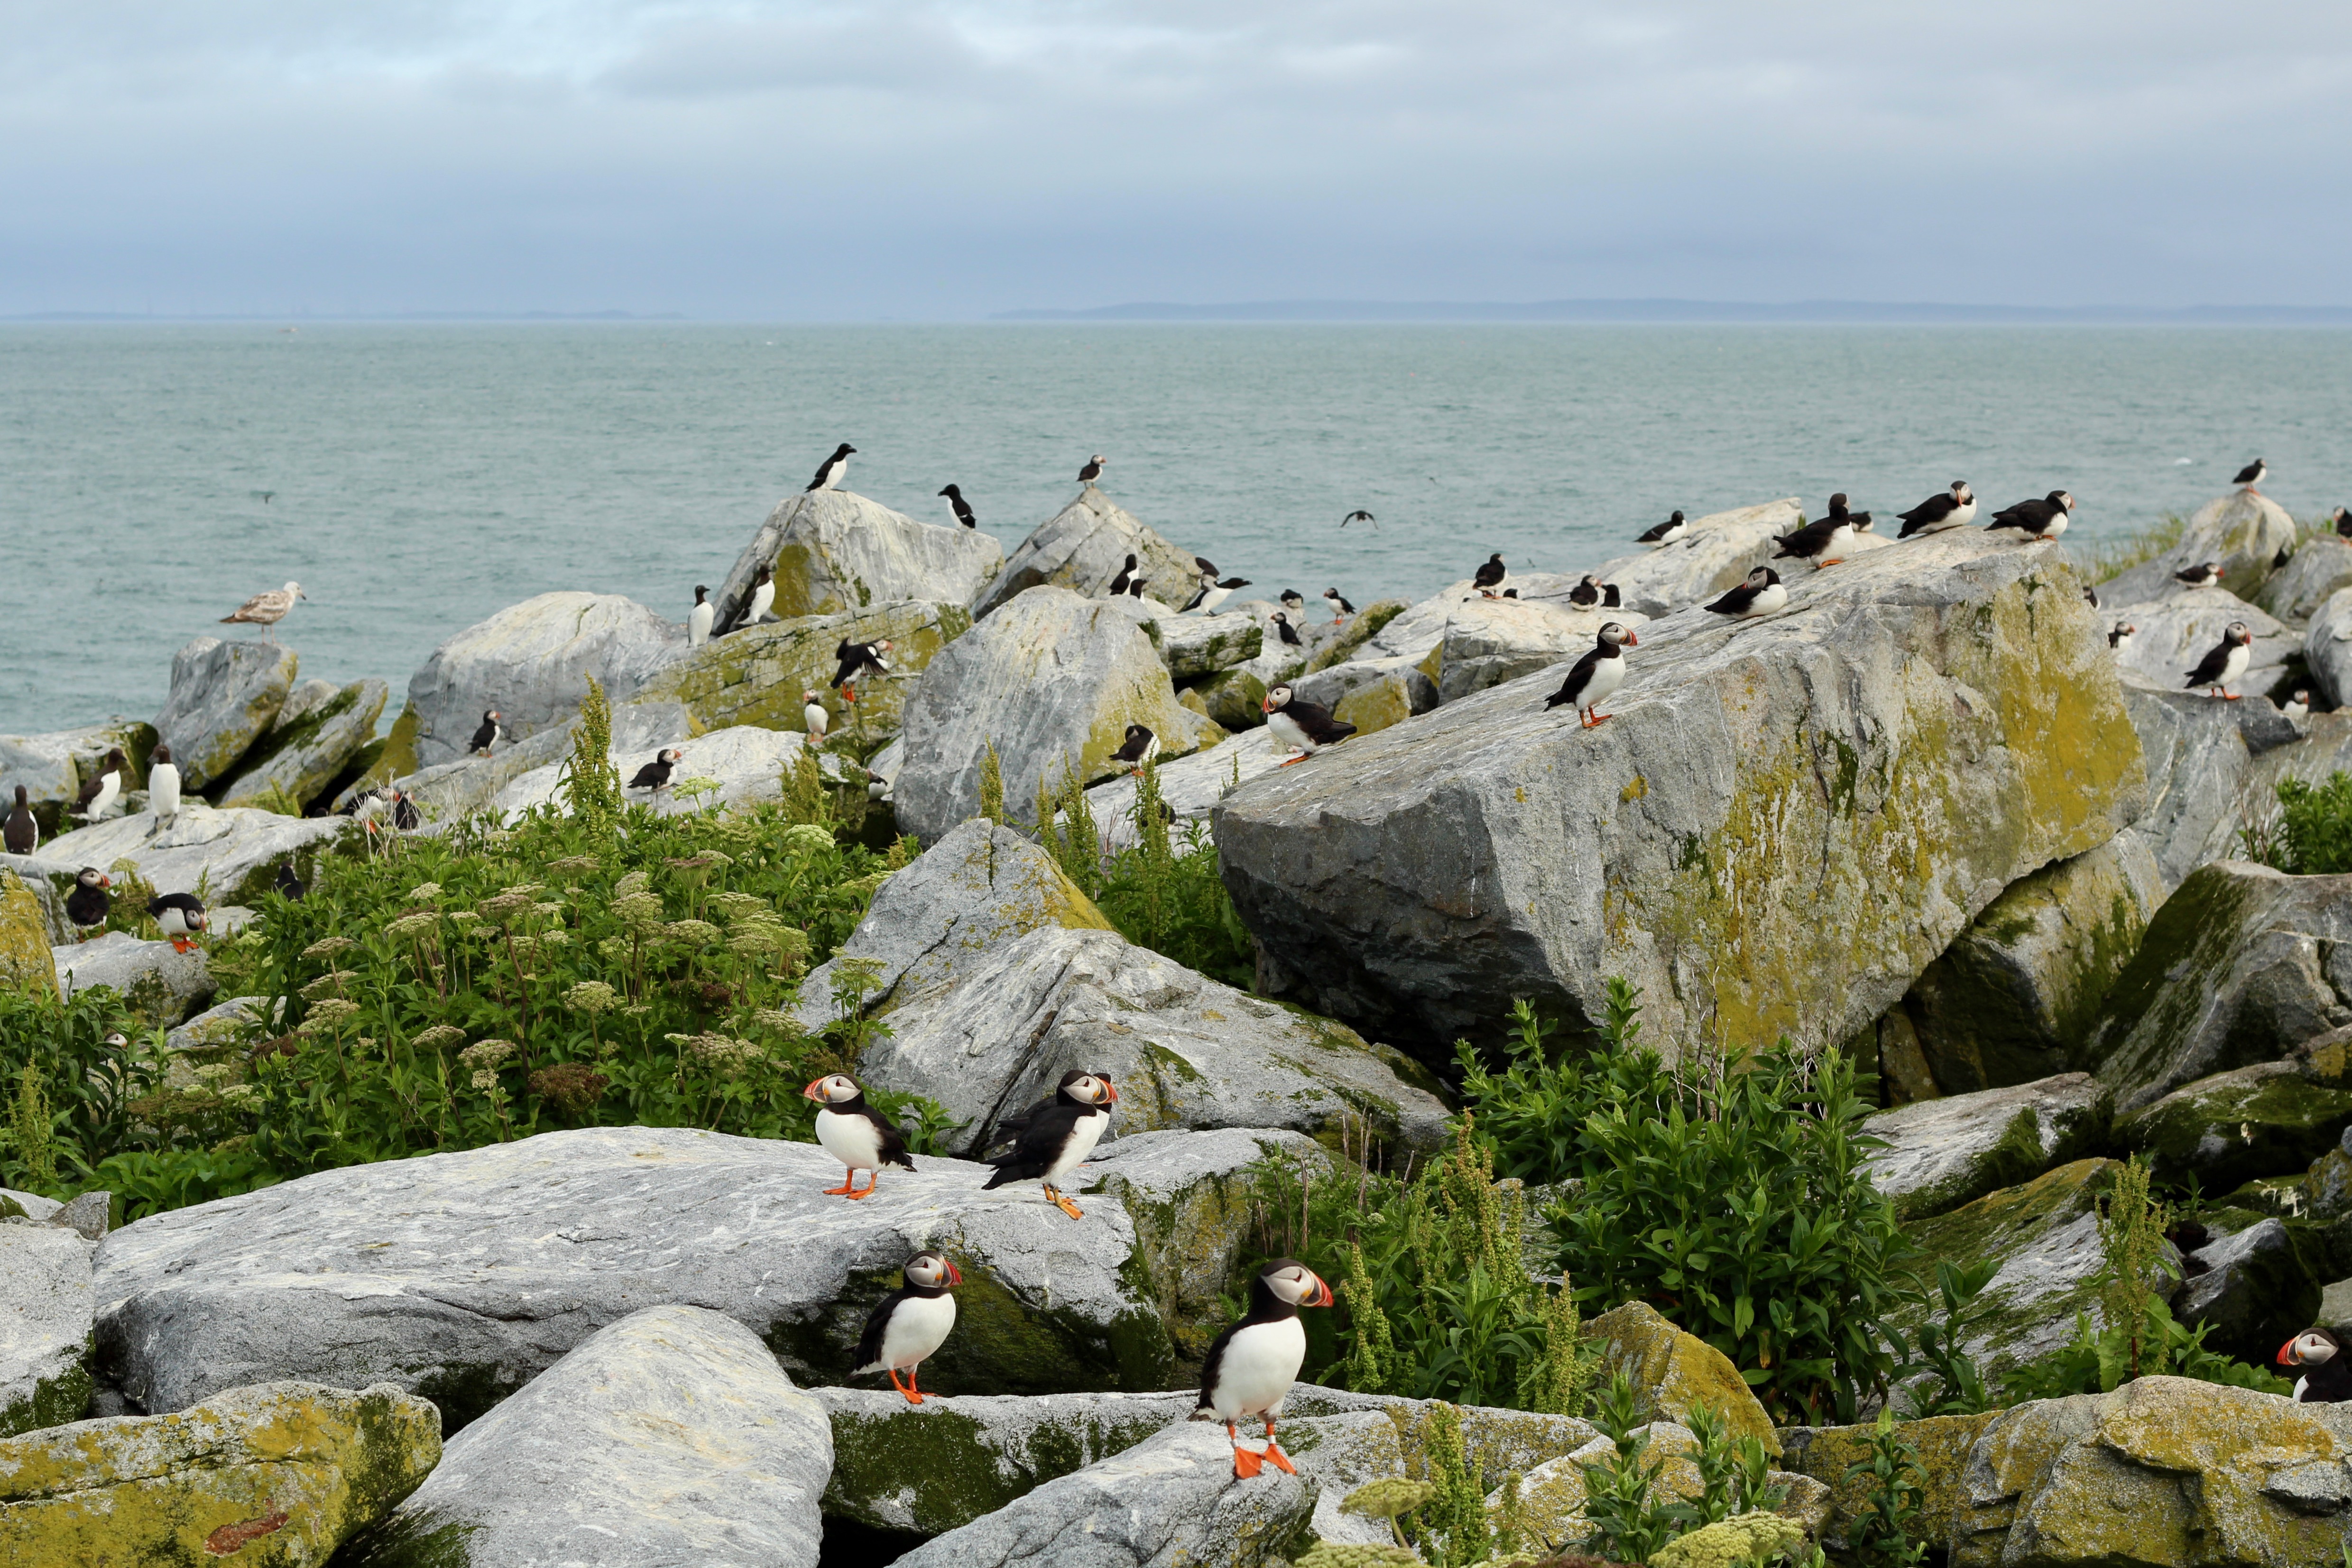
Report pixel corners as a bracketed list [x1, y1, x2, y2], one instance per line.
[1839, 1411, 1929, 1568]
[2082, 513, 2186, 582]
[1, 988, 158, 1197]
[2252, 771, 2352, 875]
[1034, 757, 1254, 988]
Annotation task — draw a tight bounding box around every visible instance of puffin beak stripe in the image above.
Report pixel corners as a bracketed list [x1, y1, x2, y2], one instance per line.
[802, 1078, 828, 1101]
[1623, 632, 1638, 646]
[2281, 1339, 2300, 1365]
[947, 1262, 963, 1286]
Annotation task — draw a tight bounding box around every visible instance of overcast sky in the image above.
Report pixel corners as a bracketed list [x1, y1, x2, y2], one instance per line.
[3, 1, 2346, 318]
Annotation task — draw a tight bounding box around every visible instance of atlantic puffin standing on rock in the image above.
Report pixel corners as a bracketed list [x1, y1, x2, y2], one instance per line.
[803, 690, 830, 744]
[980, 1070, 1117, 1220]
[1109, 724, 1160, 775]
[1078, 454, 1107, 488]
[1638, 510, 1688, 546]
[1471, 553, 1507, 598]
[803, 1073, 916, 1198]
[1988, 490, 2074, 541]
[65, 868, 110, 930]
[2176, 562, 2223, 590]
[2233, 457, 2269, 496]
[1545, 623, 1637, 728]
[1773, 508, 1854, 570]
[1322, 588, 1356, 622]
[832, 639, 892, 701]
[148, 892, 208, 953]
[468, 710, 505, 757]
[2280, 1328, 2352, 1402]
[627, 747, 683, 798]
[2282, 689, 2311, 724]
[1704, 566, 1788, 620]
[2110, 622, 2137, 653]
[1263, 685, 1356, 765]
[855, 1251, 962, 1404]
[1270, 612, 1302, 647]
[2186, 622, 2254, 700]
[1897, 482, 1976, 538]
[1191, 1258, 1334, 1478]
[147, 743, 180, 831]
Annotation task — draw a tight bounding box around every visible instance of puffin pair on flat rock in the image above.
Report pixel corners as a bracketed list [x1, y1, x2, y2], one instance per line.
[1567, 575, 1621, 609]
[1545, 623, 1637, 728]
[804, 1070, 1120, 1223]
[1263, 686, 1355, 765]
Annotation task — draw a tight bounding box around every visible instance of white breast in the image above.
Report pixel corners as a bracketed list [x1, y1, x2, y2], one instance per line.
[149, 764, 180, 819]
[1198, 586, 1231, 613]
[815, 1107, 886, 1170]
[863, 1292, 958, 1373]
[688, 603, 714, 647]
[89, 775, 121, 817]
[1044, 1108, 1110, 1181]
[1824, 522, 1854, 556]
[1266, 710, 1313, 754]
[1207, 1317, 1307, 1421]
[2221, 643, 2251, 685]
[1952, 499, 1978, 526]
[1577, 655, 1626, 710]
[2042, 510, 2069, 538]
[1748, 582, 1789, 616]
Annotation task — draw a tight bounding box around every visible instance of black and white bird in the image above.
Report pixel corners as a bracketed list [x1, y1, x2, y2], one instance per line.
[980, 1070, 1117, 1220]
[391, 790, 420, 832]
[747, 564, 779, 626]
[688, 586, 714, 648]
[1279, 589, 1308, 622]
[1340, 509, 1376, 530]
[1078, 454, 1107, 487]
[1567, 574, 1622, 609]
[854, 1251, 962, 1405]
[1544, 622, 1638, 728]
[627, 747, 684, 796]
[65, 867, 111, 929]
[1107, 554, 1140, 597]
[1270, 612, 1302, 647]
[2333, 506, 2350, 538]
[803, 1073, 917, 1199]
[1472, 553, 1507, 598]
[1184, 573, 1250, 614]
[148, 892, 207, 953]
[1190, 1258, 1334, 1479]
[2282, 689, 2311, 724]
[1323, 587, 1356, 621]
[2232, 457, 2268, 495]
[2176, 561, 2223, 590]
[803, 690, 830, 744]
[1773, 510, 1854, 570]
[1263, 684, 1356, 765]
[2083, 583, 2100, 610]
[146, 742, 180, 830]
[1704, 566, 1788, 620]
[1109, 724, 1160, 775]
[75, 748, 126, 821]
[807, 443, 856, 493]
[2185, 621, 2254, 700]
[832, 638, 893, 700]
[1987, 490, 2074, 541]
[1638, 509, 1688, 546]
[1125, 574, 1149, 600]
[1897, 481, 1977, 538]
[468, 710, 505, 757]
[938, 484, 978, 528]
[2110, 622, 2137, 653]
[2280, 1328, 2352, 1403]
[4, 785, 36, 855]
[273, 861, 306, 901]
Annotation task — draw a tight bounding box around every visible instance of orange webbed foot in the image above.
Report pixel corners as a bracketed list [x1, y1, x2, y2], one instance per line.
[1046, 1186, 1085, 1220]
[1263, 1441, 1297, 1476]
[823, 1173, 859, 1195]
[1278, 756, 1306, 767]
[1232, 1446, 1264, 1478]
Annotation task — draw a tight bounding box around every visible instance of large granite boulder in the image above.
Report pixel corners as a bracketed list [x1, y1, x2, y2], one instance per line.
[2112, 675, 2255, 892]
[2260, 537, 2352, 627]
[1900, 837, 2167, 1094]
[217, 678, 388, 811]
[0, 720, 157, 838]
[1218, 531, 2147, 1057]
[1082, 731, 1298, 847]
[1894, 1159, 2122, 1374]
[894, 587, 1198, 842]
[405, 591, 684, 769]
[2175, 1218, 2327, 1365]
[489, 723, 843, 821]
[1862, 1076, 2112, 1222]
[2085, 862, 2352, 1115]
[1150, 612, 1264, 678]
[150, 637, 297, 791]
[1583, 1301, 1778, 1452]
[2109, 587, 2296, 700]
[393, 698, 690, 824]
[1778, 1411, 2002, 1554]
[2306, 587, 2352, 709]
[1437, 598, 1651, 703]
[712, 487, 1003, 633]
[1577, 498, 1810, 618]
[90, 1124, 1283, 1428]
[971, 488, 1202, 619]
[55, 932, 213, 1024]
[347, 1305, 829, 1568]
[0, 1381, 439, 1565]
[0, 1223, 93, 1438]
[37, 802, 349, 904]
[2116, 1034, 2352, 1190]
[628, 598, 970, 741]
[2101, 489, 2302, 606]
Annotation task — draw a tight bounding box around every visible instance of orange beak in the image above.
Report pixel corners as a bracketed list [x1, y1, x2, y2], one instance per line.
[1307, 1274, 1335, 1308]
[2280, 1339, 2300, 1366]
[945, 1260, 964, 1287]
[100, 876, 112, 888]
[1102, 1081, 1119, 1103]
[1623, 632, 1638, 646]
[802, 1078, 829, 1101]
[1260, 696, 1275, 714]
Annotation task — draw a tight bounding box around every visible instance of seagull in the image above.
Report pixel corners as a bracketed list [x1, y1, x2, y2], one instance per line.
[807, 443, 855, 493]
[1637, 510, 1688, 546]
[1078, 454, 1107, 487]
[1340, 509, 1376, 530]
[688, 586, 714, 648]
[219, 581, 305, 642]
[2232, 458, 2268, 496]
[938, 484, 978, 528]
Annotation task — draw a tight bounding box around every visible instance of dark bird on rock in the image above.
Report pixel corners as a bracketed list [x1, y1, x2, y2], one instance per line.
[393, 790, 420, 832]
[746, 563, 778, 626]
[980, 1070, 1117, 1220]
[65, 867, 110, 929]
[1107, 554, 1139, 597]
[2281, 1328, 2352, 1403]
[1263, 684, 1355, 764]
[1472, 553, 1507, 598]
[627, 747, 684, 795]
[1705, 566, 1788, 620]
[855, 1251, 962, 1405]
[1280, 589, 1307, 621]
[1987, 490, 2074, 541]
[75, 748, 126, 821]
[1897, 481, 1977, 538]
[1567, 574, 1622, 609]
[4, 785, 35, 855]
[2334, 506, 2350, 538]
[2233, 457, 2268, 495]
[1340, 509, 1376, 529]
[2176, 562, 2223, 589]
[2186, 621, 2254, 700]
[2084, 583, 2100, 609]
[1125, 574, 1149, 599]
[1078, 454, 1107, 486]
[468, 710, 505, 757]
[807, 442, 855, 493]
[2110, 622, 2137, 653]
[1638, 510, 1688, 546]
[832, 638, 893, 700]
[803, 1073, 916, 1199]
[1772, 512, 1854, 570]
[938, 484, 978, 528]
[148, 892, 208, 953]
[1271, 611, 1302, 647]
[2283, 689, 2311, 724]
[274, 861, 306, 900]
[1192, 1258, 1334, 1479]
[1109, 724, 1160, 775]
[1544, 621, 1638, 728]
[1183, 573, 1250, 614]
[1323, 587, 1356, 621]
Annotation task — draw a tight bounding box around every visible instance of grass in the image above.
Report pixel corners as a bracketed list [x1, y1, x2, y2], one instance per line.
[2081, 514, 2186, 583]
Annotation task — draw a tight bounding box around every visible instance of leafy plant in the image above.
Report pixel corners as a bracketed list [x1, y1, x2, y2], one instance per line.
[0, 987, 156, 1192]
[2098, 1155, 2171, 1381]
[1891, 1258, 2000, 1416]
[2001, 1300, 2289, 1401]
[1578, 1371, 1679, 1567]
[1839, 1410, 1928, 1568]
[2269, 772, 2352, 875]
[1033, 756, 1253, 988]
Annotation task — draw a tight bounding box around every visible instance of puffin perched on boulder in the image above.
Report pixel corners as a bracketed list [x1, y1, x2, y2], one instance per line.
[65, 867, 111, 930]
[1567, 574, 1622, 608]
[1191, 1258, 1334, 1477]
[1773, 504, 1854, 570]
[2280, 1328, 2352, 1402]
[1471, 553, 1506, 598]
[1545, 622, 1637, 728]
[1109, 724, 1160, 776]
[148, 891, 208, 953]
[1704, 566, 1787, 620]
[2176, 562, 2222, 590]
[147, 743, 181, 832]
[1988, 490, 2073, 541]
[980, 1070, 1117, 1220]
[855, 1250, 962, 1405]
[1263, 685, 1355, 765]
[2186, 622, 2254, 701]
[802, 1073, 916, 1199]
[1898, 481, 1976, 537]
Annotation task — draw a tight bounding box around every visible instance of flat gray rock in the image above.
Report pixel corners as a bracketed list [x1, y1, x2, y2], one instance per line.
[55, 931, 213, 1021]
[150, 636, 298, 791]
[490, 723, 839, 821]
[2101, 489, 2301, 606]
[217, 677, 388, 811]
[395, 698, 690, 823]
[0, 720, 157, 830]
[712, 487, 1003, 633]
[2108, 587, 2295, 697]
[405, 590, 685, 769]
[1862, 1075, 2112, 1221]
[38, 801, 350, 904]
[1436, 597, 1650, 703]
[348, 1305, 830, 1568]
[1148, 611, 1264, 678]
[972, 489, 1202, 620]
[2111, 673, 2254, 893]
[0, 1223, 95, 1438]
[2307, 587, 2352, 710]
[630, 597, 971, 744]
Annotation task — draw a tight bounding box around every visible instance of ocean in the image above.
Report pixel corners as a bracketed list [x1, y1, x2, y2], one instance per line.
[4, 323, 2348, 737]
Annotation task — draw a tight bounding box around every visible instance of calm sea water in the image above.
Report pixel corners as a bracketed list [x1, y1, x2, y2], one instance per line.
[4, 323, 2349, 736]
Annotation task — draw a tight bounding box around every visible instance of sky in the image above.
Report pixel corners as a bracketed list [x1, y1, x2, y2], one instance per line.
[3, 1, 2348, 318]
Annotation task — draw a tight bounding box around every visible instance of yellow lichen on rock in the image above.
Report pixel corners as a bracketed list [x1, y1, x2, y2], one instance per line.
[1586, 1301, 1779, 1456]
[0, 873, 57, 998]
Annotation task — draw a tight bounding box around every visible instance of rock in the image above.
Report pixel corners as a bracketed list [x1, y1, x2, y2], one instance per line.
[1895, 1159, 2121, 1373]
[2306, 588, 2352, 710]
[150, 637, 298, 791]
[489, 723, 838, 821]
[1081, 731, 1298, 847]
[2112, 676, 2255, 892]
[405, 591, 685, 769]
[1862, 1075, 2113, 1222]
[2116, 1035, 2352, 1190]
[2100, 489, 2303, 606]
[2109, 586, 2297, 698]
[1, 1189, 61, 1222]
[0, 720, 157, 837]
[971, 489, 1202, 620]
[2085, 862, 2352, 1116]
[54, 932, 212, 1024]
[1289, 655, 1439, 739]
[1776, 1411, 2000, 1554]
[0, 1225, 93, 1439]
[1648, 1511, 1814, 1568]
[1224, 597, 1359, 689]
[37, 802, 350, 904]
[1582, 1301, 1779, 1455]
[0, 1381, 439, 1565]
[1437, 598, 1651, 703]
[1900, 839, 2167, 1094]
[272, 677, 340, 731]
[712, 488, 1003, 633]
[395, 698, 690, 824]
[1949, 1376, 2352, 1568]
[1217, 530, 2147, 1058]
[90, 1124, 1281, 1427]
[1485, 1420, 1825, 1557]
[1578, 499, 1811, 618]
[48, 1194, 110, 1243]
[0, 873, 56, 998]
[1186, 667, 1271, 731]
[216, 678, 388, 811]
[347, 1305, 827, 1568]
[2175, 1218, 2327, 1365]
[161, 996, 271, 1089]
[2260, 538, 2352, 627]
[894, 587, 1199, 842]
[628, 598, 972, 745]
[1149, 613, 1264, 678]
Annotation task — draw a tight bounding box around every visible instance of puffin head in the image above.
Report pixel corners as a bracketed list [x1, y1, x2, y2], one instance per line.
[102, 1032, 129, 1051]
[1954, 481, 1973, 502]
[2050, 490, 2076, 511]
[1259, 1258, 1335, 1309]
[2226, 621, 2253, 647]
[1743, 566, 1776, 589]
[803, 1073, 862, 1105]
[2294, 689, 2310, 706]
[1057, 1070, 1118, 1107]
[876, 640, 893, 654]
[804, 689, 822, 704]
[1262, 684, 1294, 715]
[2282, 1327, 2341, 1367]
[77, 867, 109, 890]
[904, 1250, 963, 1289]
[1599, 621, 1637, 649]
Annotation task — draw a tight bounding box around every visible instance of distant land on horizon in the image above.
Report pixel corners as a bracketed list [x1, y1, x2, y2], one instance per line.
[995, 299, 2352, 325]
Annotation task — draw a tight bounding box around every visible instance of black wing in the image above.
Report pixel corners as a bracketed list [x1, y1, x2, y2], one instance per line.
[1194, 1317, 1243, 1412]
[148, 892, 203, 919]
[985, 1102, 1084, 1184]
[1705, 582, 1759, 615]
[1987, 500, 2045, 532]
[856, 1105, 915, 1170]
[1290, 700, 1356, 745]
[1896, 494, 1956, 536]
[627, 759, 668, 789]
[2184, 642, 2235, 687]
[1545, 646, 1606, 709]
[469, 721, 496, 750]
[2234, 461, 2263, 485]
[857, 1288, 912, 1372]
[75, 773, 104, 807]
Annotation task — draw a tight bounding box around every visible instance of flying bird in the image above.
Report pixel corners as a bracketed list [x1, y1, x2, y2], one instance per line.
[1340, 509, 1376, 529]
[219, 581, 305, 642]
[832, 638, 893, 700]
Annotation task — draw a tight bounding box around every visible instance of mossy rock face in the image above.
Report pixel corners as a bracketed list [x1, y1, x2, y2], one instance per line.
[1148, 613, 1264, 678]
[2175, 1217, 2328, 1364]
[152, 636, 300, 791]
[1777, 1411, 2000, 1553]
[1187, 667, 1270, 731]
[217, 678, 389, 812]
[1894, 1159, 2124, 1374]
[0, 1225, 92, 1440]
[1863, 1074, 2112, 1222]
[1290, 654, 1439, 741]
[2119, 1054, 2352, 1192]
[1583, 1301, 1779, 1457]
[0, 873, 57, 998]
[968, 488, 1199, 621]
[0, 1380, 440, 1567]
[629, 598, 970, 744]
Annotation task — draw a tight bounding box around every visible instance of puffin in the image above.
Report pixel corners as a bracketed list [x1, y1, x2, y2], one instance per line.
[1186, 574, 1250, 614]
[1567, 575, 1622, 608]
[938, 484, 978, 528]
[1191, 1258, 1335, 1478]
[854, 1251, 963, 1405]
[832, 638, 893, 701]
[75, 748, 126, 821]
[980, 1070, 1117, 1220]
[1637, 509, 1688, 546]
[803, 690, 830, 744]
[2279, 1328, 2352, 1402]
[274, 861, 306, 900]
[2282, 689, 2311, 723]
[803, 1073, 916, 1197]
[1323, 587, 1356, 621]
[1107, 554, 1139, 597]
[2333, 506, 2349, 539]
[1773, 510, 1854, 570]
[807, 442, 856, 492]
[747, 564, 779, 626]
[1077, 454, 1107, 487]
[467, 710, 505, 756]
[392, 790, 421, 832]
[627, 747, 683, 796]
[1472, 553, 1507, 598]
[1340, 509, 1376, 529]
[65, 867, 111, 929]
[148, 892, 208, 953]
[688, 586, 714, 648]
[1544, 623, 1638, 728]
[1125, 574, 1150, 600]
[1109, 724, 1160, 775]
[1280, 589, 1308, 622]
[1897, 481, 1977, 537]
[4, 785, 35, 855]
[1705, 566, 1788, 620]
[1263, 685, 1356, 765]
[2110, 622, 2137, 653]
[2233, 457, 2268, 496]
[142, 741, 180, 825]
[1271, 612, 1302, 647]
[2083, 583, 2100, 610]
[2176, 562, 2223, 590]
[1988, 490, 2074, 541]
[2186, 622, 2254, 700]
